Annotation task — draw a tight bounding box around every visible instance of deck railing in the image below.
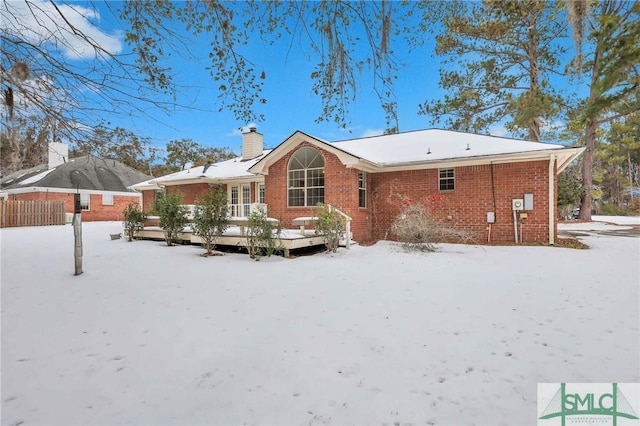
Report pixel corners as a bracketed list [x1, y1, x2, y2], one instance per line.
[181, 203, 267, 219]
[327, 204, 352, 249]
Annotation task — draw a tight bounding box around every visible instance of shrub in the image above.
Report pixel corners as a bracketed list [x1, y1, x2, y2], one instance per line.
[122, 203, 146, 242]
[391, 202, 476, 252]
[391, 203, 439, 252]
[193, 185, 230, 256]
[315, 203, 345, 253]
[600, 202, 629, 216]
[245, 209, 283, 260]
[156, 190, 189, 246]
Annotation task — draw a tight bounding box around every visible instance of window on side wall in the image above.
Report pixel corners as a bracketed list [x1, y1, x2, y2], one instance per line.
[358, 171, 366, 208]
[439, 168, 455, 191]
[102, 194, 114, 206]
[258, 183, 265, 204]
[80, 193, 90, 210]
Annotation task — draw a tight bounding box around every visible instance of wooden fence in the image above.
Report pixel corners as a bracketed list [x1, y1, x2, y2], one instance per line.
[0, 200, 66, 228]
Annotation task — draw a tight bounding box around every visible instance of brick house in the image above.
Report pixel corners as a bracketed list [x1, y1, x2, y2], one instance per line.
[133, 128, 584, 245]
[0, 144, 152, 221]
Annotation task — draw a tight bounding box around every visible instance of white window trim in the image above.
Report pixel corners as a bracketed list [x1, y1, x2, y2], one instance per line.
[438, 167, 455, 191]
[102, 194, 114, 206]
[80, 192, 91, 211]
[358, 171, 367, 208]
[287, 148, 325, 207]
[257, 183, 265, 204]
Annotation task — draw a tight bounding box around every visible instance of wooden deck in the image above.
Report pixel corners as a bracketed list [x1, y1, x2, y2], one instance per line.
[136, 225, 328, 258]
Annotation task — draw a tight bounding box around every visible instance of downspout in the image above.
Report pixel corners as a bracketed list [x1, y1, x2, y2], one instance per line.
[549, 154, 556, 246]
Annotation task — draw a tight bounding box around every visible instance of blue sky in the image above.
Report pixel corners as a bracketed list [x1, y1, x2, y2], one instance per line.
[55, 1, 449, 155]
[7, 1, 580, 156]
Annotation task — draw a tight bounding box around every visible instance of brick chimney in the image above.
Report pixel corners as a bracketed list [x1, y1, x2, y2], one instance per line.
[242, 126, 263, 160]
[48, 142, 68, 169]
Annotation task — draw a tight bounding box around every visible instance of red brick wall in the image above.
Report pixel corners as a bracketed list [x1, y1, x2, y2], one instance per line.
[264, 142, 373, 242]
[265, 142, 557, 244]
[141, 190, 156, 212]
[369, 161, 556, 244]
[166, 183, 212, 204]
[12, 191, 141, 221]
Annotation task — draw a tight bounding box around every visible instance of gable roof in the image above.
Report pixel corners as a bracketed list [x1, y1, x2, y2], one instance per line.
[131, 150, 271, 191]
[249, 129, 585, 175]
[1, 155, 153, 193]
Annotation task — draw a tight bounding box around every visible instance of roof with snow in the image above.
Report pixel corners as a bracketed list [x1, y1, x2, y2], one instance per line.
[1, 155, 153, 192]
[330, 129, 568, 164]
[130, 128, 585, 192]
[249, 128, 585, 174]
[130, 150, 272, 191]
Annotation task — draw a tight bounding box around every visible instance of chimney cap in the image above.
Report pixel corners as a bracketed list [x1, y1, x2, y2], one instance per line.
[248, 125, 257, 132]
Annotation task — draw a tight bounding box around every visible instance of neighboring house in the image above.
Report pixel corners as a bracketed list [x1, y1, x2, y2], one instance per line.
[133, 127, 585, 245]
[0, 143, 153, 221]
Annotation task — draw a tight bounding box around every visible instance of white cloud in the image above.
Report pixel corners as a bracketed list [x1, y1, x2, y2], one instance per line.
[359, 128, 384, 138]
[488, 124, 509, 137]
[1, 0, 122, 59]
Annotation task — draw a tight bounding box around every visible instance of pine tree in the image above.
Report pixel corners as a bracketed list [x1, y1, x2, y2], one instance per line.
[419, 1, 567, 141]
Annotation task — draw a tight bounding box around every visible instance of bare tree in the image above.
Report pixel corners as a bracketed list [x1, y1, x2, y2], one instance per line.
[2, 0, 412, 171]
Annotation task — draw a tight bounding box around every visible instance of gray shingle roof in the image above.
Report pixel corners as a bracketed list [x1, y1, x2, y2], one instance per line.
[1, 156, 153, 192]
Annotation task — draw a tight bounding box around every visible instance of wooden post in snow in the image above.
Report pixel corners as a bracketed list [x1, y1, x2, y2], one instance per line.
[73, 193, 83, 276]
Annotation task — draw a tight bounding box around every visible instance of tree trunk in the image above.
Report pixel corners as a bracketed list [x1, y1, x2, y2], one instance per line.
[579, 117, 596, 220]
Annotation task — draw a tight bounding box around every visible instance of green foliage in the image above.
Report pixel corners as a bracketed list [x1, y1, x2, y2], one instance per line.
[418, 1, 566, 141]
[574, 1, 639, 220]
[122, 203, 147, 242]
[558, 166, 586, 207]
[192, 185, 230, 256]
[118, 1, 405, 133]
[166, 138, 235, 171]
[245, 209, 283, 260]
[600, 202, 629, 216]
[314, 203, 345, 253]
[156, 190, 189, 246]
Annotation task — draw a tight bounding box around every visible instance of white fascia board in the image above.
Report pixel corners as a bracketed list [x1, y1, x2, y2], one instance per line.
[157, 175, 264, 187]
[2, 186, 142, 197]
[130, 182, 161, 192]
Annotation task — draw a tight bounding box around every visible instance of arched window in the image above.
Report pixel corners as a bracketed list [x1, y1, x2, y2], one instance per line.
[288, 147, 324, 206]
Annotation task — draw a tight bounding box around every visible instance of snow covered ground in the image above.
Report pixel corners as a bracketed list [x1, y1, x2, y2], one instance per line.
[1, 219, 639, 426]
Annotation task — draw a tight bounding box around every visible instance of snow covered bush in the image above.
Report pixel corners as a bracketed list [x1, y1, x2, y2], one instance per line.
[156, 190, 189, 246]
[122, 203, 146, 242]
[193, 185, 229, 256]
